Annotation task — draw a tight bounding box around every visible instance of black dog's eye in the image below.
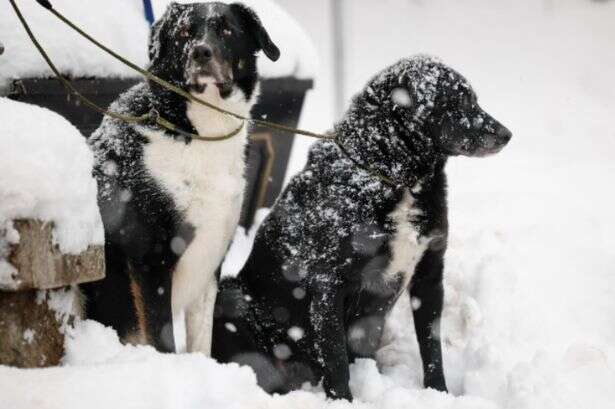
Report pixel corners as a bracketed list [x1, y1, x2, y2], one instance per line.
[223, 28, 233, 37]
[460, 94, 474, 110]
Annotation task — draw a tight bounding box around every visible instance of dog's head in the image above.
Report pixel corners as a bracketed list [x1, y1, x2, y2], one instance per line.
[148, 2, 280, 100]
[365, 56, 512, 158]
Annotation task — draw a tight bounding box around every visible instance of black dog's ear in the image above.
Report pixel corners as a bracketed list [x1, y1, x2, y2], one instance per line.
[230, 3, 280, 61]
[148, 3, 181, 63]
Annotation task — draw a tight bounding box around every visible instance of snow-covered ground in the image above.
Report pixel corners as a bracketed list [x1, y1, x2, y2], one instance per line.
[2, 0, 614, 408]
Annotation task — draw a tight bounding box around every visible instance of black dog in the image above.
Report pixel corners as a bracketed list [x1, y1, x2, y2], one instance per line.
[213, 56, 511, 400]
[83, 2, 279, 353]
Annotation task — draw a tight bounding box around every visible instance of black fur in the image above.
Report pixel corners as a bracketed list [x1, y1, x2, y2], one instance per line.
[82, 2, 278, 352]
[212, 56, 512, 399]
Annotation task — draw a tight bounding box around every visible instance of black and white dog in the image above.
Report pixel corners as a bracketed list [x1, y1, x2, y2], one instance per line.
[83, 2, 279, 353]
[212, 56, 511, 400]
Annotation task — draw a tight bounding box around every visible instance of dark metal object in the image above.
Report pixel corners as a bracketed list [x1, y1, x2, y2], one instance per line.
[5, 76, 313, 228]
[6, 78, 139, 136]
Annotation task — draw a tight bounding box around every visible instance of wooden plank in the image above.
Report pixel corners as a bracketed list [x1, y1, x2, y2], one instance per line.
[2, 219, 104, 291]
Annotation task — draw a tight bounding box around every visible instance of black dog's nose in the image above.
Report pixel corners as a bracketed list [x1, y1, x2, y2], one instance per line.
[496, 125, 512, 143]
[192, 45, 213, 64]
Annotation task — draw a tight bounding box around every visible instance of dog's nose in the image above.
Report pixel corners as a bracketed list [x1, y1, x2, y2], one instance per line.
[496, 125, 512, 144]
[192, 45, 213, 64]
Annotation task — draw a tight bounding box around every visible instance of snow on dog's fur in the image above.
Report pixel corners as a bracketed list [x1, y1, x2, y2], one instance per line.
[212, 55, 512, 400]
[83, 2, 279, 353]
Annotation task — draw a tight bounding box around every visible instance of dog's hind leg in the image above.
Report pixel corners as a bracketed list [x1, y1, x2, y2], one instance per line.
[410, 248, 448, 392]
[127, 264, 176, 353]
[82, 243, 139, 343]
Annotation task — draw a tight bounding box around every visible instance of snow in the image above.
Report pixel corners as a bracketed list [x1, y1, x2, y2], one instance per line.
[0, 0, 149, 90]
[0, 220, 20, 289]
[0, 98, 103, 278]
[23, 328, 35, 345]
[0, 319, 496, 409]
[37, 286, 82, 333]
[0, 0, 315, 89]
[221, 208, 269, 277]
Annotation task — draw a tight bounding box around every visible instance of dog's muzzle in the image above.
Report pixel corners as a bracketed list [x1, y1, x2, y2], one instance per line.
[187, 44, 233, 97]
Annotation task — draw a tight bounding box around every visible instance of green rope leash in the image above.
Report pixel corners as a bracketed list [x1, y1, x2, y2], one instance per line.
[32, 0, 336, 142]
[9, 0, 242, 142]
[10, 0, 397, 187]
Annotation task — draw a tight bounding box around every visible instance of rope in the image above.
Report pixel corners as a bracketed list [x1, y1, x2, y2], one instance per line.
[9, 0, 243, 142]
[10, 0, 397, 187]
[32, 0, 337, 142]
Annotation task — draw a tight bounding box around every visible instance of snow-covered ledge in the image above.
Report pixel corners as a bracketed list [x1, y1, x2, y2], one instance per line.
[0, 98, 104, 367]
[0, 98, 104, 286]
[0, 0, 316, 90]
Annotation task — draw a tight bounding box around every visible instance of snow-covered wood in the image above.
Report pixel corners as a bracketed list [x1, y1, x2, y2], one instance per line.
[0, 99, 103, 368]
[0, 98, 103, 281]
[2, 219, 104, 291]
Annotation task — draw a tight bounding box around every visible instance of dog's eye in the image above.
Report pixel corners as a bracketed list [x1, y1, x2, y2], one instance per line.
[461, 95, 474, 110]
[223, 28, 233, 37]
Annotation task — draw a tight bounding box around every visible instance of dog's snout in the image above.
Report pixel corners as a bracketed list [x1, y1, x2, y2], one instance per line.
[192, 45, 213, 64]
[496, 125, 512, 143]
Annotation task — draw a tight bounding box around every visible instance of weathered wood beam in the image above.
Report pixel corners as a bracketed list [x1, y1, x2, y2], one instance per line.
[1, 219, 104, 291]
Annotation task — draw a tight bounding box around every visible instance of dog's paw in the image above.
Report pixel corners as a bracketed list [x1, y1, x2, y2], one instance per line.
[424, 375, 448, 393]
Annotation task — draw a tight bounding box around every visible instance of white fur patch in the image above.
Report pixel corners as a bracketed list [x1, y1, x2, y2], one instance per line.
[384, 191, 430, 289]
[140, 81, 258, 353]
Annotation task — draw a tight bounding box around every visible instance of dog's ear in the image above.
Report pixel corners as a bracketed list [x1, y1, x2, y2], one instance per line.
[148, 3, 181, 63]
[230, 3, 280, 61]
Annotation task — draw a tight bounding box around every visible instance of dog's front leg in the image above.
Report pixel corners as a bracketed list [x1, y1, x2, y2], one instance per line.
[410, 248, 448, 392]
[185, 279, 218, 355]
[309, 284, 353, 401]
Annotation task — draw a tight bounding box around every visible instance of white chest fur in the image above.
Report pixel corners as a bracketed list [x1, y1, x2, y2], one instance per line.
[141, 84, 254, 314]
[384, 191, 431, 289]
